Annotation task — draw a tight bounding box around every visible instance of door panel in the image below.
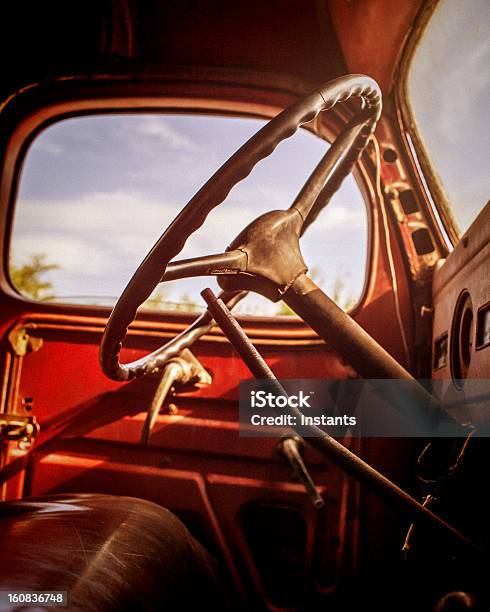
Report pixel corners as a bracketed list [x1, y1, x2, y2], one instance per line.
[432, 202, 490, 384]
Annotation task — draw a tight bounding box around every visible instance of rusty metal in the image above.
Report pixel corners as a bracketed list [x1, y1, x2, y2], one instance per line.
[432, 201, 490, 382]
[140, 348, 211, 444]
[155, 169, 462, 432]
[162, 120, 373, 299]
[295, 114, 374, 233]
[140, 362, 182, 445]
[282, 274, 468, 433]
[7, 327, 43, 357]
[201, 288, 477, 555]
[278, 437, 324, 509]
[0, 414, 39, 448]
[161, 250, 247, 283]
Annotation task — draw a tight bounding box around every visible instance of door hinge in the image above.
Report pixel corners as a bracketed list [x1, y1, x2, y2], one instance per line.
[0, 415, 39, 449]
[7, 326, 43, 357]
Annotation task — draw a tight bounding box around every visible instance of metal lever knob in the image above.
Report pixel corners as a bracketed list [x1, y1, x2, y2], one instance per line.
[279, 436, 324, 509]
[140, 349, 211, 444]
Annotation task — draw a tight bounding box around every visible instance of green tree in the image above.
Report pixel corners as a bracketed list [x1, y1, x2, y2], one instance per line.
[176, 292, 200, 312]
[143, 289, 167, 310]
[276, 301, 296, 316]
[10, 254, 59, 300]
[331, 276, 355, 311]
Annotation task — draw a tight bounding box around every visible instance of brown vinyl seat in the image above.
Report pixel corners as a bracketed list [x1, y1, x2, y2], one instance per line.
[0, 493, 230, 611]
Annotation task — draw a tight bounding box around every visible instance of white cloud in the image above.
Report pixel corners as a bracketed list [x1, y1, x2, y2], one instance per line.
[11, 163, 367, 305]
[131, 116, 203, 153]
[11, 191, 270, 292]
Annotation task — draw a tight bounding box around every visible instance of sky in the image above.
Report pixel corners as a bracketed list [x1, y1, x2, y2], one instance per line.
[408, 0, 489, 233]
[11, 114, 367, 316]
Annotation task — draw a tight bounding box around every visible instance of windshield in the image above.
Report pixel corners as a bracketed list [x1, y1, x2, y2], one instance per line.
[10, 114, 368, 316]
[407, 0, 489, 236]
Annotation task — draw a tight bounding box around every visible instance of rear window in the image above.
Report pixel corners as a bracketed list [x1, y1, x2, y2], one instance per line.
[10, 113, 368, 316]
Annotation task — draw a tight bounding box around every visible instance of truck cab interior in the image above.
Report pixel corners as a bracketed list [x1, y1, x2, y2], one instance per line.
[0, 1, 488, 610]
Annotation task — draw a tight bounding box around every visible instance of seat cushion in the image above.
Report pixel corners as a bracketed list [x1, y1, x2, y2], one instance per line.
[0, 493, 230, 611]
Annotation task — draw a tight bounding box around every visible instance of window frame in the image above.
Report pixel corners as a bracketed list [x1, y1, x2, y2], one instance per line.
[0, 72, 374, 337]
[396, 0, 464, 247]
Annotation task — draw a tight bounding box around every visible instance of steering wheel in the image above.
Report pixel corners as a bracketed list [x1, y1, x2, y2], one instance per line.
[98, 76, 471, 553]
[99, 74, 406, 383]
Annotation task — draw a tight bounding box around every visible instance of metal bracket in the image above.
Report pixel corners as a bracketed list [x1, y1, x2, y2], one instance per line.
[163, 348, 213, 386]
[0, 414, 39, 449]
[7, 327, 43, 357]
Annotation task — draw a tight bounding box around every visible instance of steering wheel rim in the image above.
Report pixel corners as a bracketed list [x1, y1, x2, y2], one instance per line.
[99, 74, 382, 382]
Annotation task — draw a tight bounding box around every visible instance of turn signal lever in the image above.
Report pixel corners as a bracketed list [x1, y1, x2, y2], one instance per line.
[279, 436, 324, 509]
[140, 348, 211, 444]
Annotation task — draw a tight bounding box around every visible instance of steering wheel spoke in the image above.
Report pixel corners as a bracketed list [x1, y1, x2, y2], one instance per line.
[293, 110, 374, 233]
[160, 250, 247, 283]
